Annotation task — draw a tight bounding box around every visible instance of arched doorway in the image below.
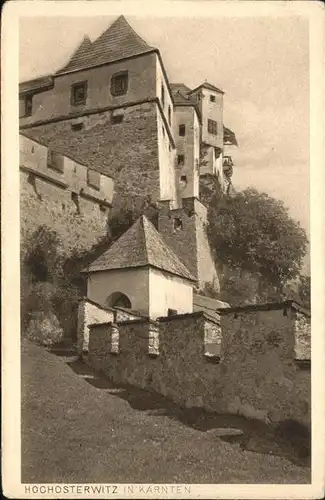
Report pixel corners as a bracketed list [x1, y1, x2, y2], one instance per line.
[106, 291, 132, 309]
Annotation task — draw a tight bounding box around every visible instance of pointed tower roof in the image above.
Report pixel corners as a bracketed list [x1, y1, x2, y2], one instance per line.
[56, 16, 156, 75]
[189, 82, 225, 95]
[83, 215, 195, 282]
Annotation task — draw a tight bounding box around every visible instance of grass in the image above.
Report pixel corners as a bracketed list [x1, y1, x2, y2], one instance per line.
[21, 339, 311, 484]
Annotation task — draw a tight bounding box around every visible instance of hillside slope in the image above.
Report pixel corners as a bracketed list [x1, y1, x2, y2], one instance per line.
[21, 340, 310, 483]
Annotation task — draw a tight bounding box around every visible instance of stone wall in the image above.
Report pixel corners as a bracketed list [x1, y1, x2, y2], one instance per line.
[88, 304, 311, 427]
[77, 298, 142, 353]
[218, 303, 311, 426]
[20, 136, 114, 257]
[158, 198, 219, 290]
[21, 102, 162, 200]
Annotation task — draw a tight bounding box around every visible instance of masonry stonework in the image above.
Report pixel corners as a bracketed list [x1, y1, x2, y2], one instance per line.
[22, 102, 162, 200]
[88, 304, 310, 427]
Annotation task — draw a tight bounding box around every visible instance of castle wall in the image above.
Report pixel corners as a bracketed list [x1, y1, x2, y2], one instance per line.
[21, 102, 162, 200]
[199, 88, 224, 149]
[156, 110, 177, 203]
[219, 306, 311, 426]
[156, 56, 174, 135]
[19, 52, 158, 126]
[87, 268, 150, 316]
[77, 297, 142, 354]
[20, 136, 113, 257]
[173, 106, 200, 199]
[88, 306, 310, 427]
[158, 198, 220, 290]
[148, 268, 193, 318]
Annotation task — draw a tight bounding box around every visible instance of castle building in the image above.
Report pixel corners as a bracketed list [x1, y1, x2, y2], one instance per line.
[19, 15, 238, 290]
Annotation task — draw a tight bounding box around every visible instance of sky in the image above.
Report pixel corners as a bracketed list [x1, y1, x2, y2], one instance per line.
[19, 14, 310, 266]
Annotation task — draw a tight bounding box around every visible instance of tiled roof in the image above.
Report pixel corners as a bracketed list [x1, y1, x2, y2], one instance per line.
[84, 215, 195, 281]
[170, 83, 198, 106]
[56, 15, 156, 75]
[19, 75, 54, 95]
[224, 125, 238, 146]
[189, 82, 225, 95]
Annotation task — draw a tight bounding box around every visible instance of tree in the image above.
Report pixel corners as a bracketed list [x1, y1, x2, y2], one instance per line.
[207, 188, 308, 300]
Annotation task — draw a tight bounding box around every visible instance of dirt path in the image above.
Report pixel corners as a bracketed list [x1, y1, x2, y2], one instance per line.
[21, 340, 310, 484]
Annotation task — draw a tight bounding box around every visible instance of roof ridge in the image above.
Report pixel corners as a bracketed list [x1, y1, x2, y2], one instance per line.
[140, 215, 150, 263]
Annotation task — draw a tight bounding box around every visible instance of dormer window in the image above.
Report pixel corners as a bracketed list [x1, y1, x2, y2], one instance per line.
[210, 95, 216, 102]
[111, 71, 128, 96]
[71, 81, 87, 106]
[208, 119, 218, 135]
[179, 124, 186, 137]
[20, 94, 33, 118]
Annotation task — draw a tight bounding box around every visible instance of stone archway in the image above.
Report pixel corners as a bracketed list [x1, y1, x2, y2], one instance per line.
[106, 291, 132, 309]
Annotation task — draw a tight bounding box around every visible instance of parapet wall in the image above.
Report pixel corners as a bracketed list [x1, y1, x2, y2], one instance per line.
[20, 135, 114, 257]
[88, 303, 311, 426]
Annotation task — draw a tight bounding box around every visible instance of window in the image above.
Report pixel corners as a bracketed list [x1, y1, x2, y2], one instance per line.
[111, 114, 124, 124]
[71, 81, 87, 106]
[111, 71, 128, 96]
[20, 95, 33, 118]
[168, 308, 178, 317]
[47, 149, 64, 173]
[179, 124, 186, 137]
[71, 122, 84, 132]
[87, 169, 100, 190]
[180, 175, 187, 183]
[161, 84, 165, 107]
[210, 95, 216, 102]
[177, 154, 185, 166]
[173, 217, 183, 231]
[168, 105, 171, 125]
[107, 292, 132, 309]
[208, 119, 218, 135]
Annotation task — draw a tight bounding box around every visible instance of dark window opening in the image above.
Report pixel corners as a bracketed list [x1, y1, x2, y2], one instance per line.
[47, 149, 64, 173]
[180, 175, 187, 183]
[179, 124, 186, 136]
[71, 81, 87, 106]
[173, 217, 183, 231]
[168, 105, 171, 125]
[168, 308, 178, 317]
[111, 114, 124, 124]
[107, 292, 132, 309]
[71, 122, 84, 132]
[210, 95, 216, 102]
[20, 95, 33, 118]
[208, 119, 218, 135]
[111, 71, 128, 96]
[177, 154, 185, 166]
[161, 84, 165, 107]
[87, 169, 100, 190]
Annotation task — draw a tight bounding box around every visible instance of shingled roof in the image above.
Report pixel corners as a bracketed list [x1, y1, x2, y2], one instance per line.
[56, 15, 156, 75]
[189, 82, 225, 95]
[83, 215, 195, 281]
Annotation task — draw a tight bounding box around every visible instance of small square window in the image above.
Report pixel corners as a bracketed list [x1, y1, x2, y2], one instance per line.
[71, 81, 87, 106]
[179, 124, 186, 137]
[87, 169, 101, 190]
[111, 71, 128, 97]
[173, 218, 183, 231]
[71, 122, 84, 132]
[208, 119, 218, 135]
[20, 95, 33, 118]
[210, 95, 216, 102]
[180, 175, 187, 183]
[47, 149, 64, 173]
[112, 114, 124, 124]
[177, 155, 185, 166]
